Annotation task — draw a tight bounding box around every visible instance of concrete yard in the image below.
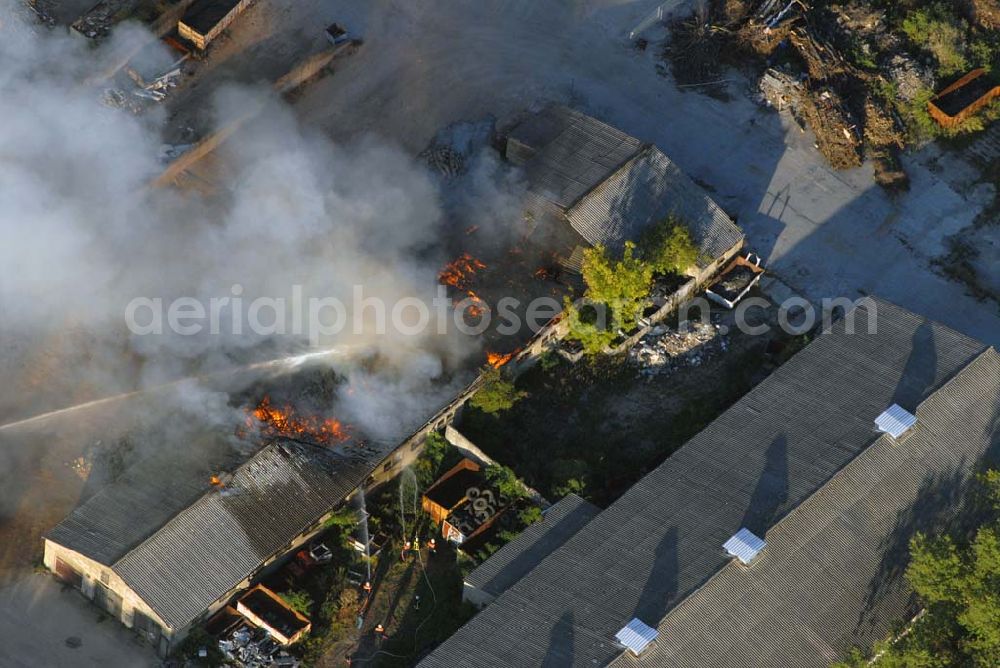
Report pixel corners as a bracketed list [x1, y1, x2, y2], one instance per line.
[251, 0, 1000, 344]
[0, 575, 158, 668]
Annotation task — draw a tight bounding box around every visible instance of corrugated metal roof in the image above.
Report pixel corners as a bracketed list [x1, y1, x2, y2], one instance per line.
[615, 618, 658, 656]
[465, 494, 599, 599]
[513, 106, 644, 210]
[45, 433, 240, 566]
[722, 528, 766, 565]
[875, 404, 918, 438]
[566, 146, 743, 260]
[611, 347, 1000, 668]
[419, 299, 995, 668]
[111, 439, 378, 630]
[511, 107, 742, 264]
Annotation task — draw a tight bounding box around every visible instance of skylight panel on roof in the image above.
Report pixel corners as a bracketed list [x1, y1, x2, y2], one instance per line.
[615, 618, 658, 656]
[875, 404, 917, 439]
[723, 528, 766, 565]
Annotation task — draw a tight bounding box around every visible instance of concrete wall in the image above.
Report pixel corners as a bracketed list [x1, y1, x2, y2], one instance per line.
[179, 0, 256, 50]
[43, 540, 172, 654]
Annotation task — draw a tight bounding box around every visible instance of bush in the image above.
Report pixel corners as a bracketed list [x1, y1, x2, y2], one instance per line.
[322, 506, 358, 531]
[901, 4, 969, 77]
[900, 86, 943, 142]
[279, 589, 313, 616]
[484, 463, 528, 502]
[414, 430, 451, 488]
[470, 366, 527, 414]
[563, 298, 618, 355]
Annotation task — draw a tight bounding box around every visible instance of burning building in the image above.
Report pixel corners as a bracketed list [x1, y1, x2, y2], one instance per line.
[507, 105, 744, 283]
[42, 432, 388, 656]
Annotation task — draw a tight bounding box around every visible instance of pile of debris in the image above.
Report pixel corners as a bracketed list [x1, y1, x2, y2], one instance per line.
[886, 54, 936, 103]
[669, 0, 917, 190]
[129, 67, 182, 102]
[101, 88, 144, 114]
[26, 0, 57, 27]
[102, 55, 187, 113]
[218, 624, 299, 668]
[628, 320, 728, 376]
[421, 146, 466, 177]
[796, 86, 862, 169]
[970, 0, 1000, 30]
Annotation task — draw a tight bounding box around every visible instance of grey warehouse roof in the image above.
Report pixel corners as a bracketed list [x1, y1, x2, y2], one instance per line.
[511, 106, 643, 210]
[566, 146, 744, 260]
[48, 436, 387, 631]
[420, 298, 997, 668]
[465, 493, 599, 600]
[611, 346, 1000, 668]
[509, 106, 743, 263]
[46, 433, 239, 566]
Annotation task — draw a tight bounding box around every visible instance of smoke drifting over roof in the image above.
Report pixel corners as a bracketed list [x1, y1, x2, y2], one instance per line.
[0, 8, 506, 441]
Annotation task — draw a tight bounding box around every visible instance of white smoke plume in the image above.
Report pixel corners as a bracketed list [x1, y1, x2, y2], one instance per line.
[0, 7, 503, 443]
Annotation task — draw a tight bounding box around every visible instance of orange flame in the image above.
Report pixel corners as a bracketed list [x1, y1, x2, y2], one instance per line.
[440, 253, 487, 316]
[246, 396, 349, 446]
[210, 474, 222, 486]
[486, 348, 520, 368]
[439, 253, 485, 289]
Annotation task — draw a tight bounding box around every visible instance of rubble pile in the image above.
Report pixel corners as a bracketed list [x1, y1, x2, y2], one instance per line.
[887, 55, 936, 103]
[102, 69, 182, 113]
[628, 321, 729, 376]
[26, 0, 57, 27]
[797, 86, 863, 169]
[421, 146, 466, 177]
[667, 0, 932, 189]
[218, 625, 300, 667]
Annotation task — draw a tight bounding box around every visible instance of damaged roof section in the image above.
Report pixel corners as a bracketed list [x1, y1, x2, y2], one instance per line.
[114, 439, 377, 630]
[48, 434, 389, 631]
[45, 433, 240, 566]
[507, 106, 642, 207]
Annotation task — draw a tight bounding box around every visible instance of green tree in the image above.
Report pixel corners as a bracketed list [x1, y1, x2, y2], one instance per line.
[565, 241, 654, 354]
[470, 366, 527, 414]
[833, 471, 1000, 668]
[322, 506, 359, 531]
[580, 241, 654, 327]
[639, 215, 700, 276]
[563, 297, 617, 355]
